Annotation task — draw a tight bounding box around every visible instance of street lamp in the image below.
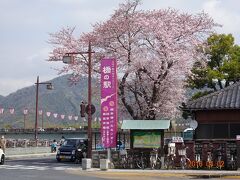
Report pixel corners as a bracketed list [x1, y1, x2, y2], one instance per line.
[62, 42, 94, 158]
[35, 76, 53, 144]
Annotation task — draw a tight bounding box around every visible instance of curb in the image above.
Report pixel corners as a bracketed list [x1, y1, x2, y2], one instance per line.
[67, 168, 240, 179]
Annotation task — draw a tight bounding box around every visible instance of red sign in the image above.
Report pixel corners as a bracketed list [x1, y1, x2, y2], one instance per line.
[100, 58, 117, 148]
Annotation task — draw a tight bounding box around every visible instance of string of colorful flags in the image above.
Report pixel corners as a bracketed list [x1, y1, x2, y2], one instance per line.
[0, 107, 89, 121]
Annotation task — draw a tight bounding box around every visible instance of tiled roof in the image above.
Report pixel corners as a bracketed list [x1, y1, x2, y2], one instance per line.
[186, 81, 240, 110]
[121, 120, 170, 130]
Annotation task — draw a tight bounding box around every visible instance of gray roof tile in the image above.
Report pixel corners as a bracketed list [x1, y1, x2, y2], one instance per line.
[186, 81, 240, 110]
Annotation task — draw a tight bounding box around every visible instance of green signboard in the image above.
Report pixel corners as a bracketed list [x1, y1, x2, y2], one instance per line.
[133, 131, 161, 148]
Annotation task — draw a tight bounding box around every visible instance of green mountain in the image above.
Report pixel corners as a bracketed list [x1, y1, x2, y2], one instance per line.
[0, 95, 4, 102]
[0, 75, 100, 129]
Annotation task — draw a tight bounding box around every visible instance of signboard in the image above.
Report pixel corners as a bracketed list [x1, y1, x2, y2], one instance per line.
[172, 136, 184, 143]
[133, 131, 161, 148]
[100, 58, 117, 148]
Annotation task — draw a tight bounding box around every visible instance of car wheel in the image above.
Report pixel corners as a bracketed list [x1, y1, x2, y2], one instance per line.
[56, 158, 61, 162]
[0, 155, 5, 165]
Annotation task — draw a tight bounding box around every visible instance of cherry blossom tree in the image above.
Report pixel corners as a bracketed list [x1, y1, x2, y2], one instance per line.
[49, 0, 217, 120]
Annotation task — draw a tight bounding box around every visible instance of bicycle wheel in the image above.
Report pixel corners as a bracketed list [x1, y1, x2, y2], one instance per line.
[128, 156, 135, 169]
[155, 157, 162, 169]
[136, 159, 143, 169]
[121, 157, 127, 168]
[112, 158, 120, 169]
[136, 156, 145, 169]
[164, 157, 169, 169]
[150, 156, 156, 169]
[180, 157, 186, 169]
[168, 156, 174, 169]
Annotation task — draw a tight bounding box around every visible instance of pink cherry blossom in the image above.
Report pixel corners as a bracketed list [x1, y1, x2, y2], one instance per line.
[48, 1, 218, 119]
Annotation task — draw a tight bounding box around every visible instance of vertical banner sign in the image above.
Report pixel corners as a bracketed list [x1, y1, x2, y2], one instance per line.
[101, 58, 117, 148]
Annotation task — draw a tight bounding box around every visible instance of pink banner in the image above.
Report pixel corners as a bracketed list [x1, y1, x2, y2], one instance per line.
[100, 58, 117, 148]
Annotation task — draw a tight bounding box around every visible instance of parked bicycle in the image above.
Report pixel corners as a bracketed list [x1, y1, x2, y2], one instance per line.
[164, 153, 175, 169]
[119, 149, 128, 168]
[206, 151, 213, 169]
[136, 151, 148, 169]
[194, 154, 203, 169]
[178, 148, 190, 169]
[229, 151, 236, 170]
[164, 142, 176, 169]
[216, 148, 224, 170]
[149, 148, 161, 169]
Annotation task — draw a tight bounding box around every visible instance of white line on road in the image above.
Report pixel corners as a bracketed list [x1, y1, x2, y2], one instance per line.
[0, 164, 77, 171]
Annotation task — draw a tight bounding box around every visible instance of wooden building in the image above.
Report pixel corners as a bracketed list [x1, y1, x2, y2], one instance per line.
[185, 82, 240, 169]
[185, 82, 240, 140]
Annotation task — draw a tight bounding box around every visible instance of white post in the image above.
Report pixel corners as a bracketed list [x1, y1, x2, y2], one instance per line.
[107, 148, 111, 160]
[100, 148, 111, 170]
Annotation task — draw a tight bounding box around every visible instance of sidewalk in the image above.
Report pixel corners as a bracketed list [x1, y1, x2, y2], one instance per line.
[82, 168, 240, 175]
[68, 168, 240, 179]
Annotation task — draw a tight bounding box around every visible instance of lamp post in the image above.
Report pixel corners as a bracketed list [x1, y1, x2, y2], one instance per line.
[35, 76, 53, 145]
[62, 42, 94, 158]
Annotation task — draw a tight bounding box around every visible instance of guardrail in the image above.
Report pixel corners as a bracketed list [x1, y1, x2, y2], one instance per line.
[3, 130, 131, 149]
[6, 139, 51, 148]
[0, 127, 101, 133]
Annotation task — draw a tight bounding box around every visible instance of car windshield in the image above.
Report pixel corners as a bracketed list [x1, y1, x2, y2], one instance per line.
[63, 139, 77, 147]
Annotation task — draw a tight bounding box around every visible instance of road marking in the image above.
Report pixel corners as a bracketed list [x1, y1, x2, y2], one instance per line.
[0, 164, 79, 171]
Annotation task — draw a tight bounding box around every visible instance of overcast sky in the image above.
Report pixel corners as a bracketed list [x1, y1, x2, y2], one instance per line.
[0, 0, 240, 96]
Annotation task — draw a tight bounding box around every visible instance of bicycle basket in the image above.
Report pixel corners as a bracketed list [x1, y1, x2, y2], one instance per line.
[120, 149, 127, 155]
[178, 149, 186, 156]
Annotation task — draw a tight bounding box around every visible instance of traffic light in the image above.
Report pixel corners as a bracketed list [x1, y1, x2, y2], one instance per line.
[80, 102, 86, 117]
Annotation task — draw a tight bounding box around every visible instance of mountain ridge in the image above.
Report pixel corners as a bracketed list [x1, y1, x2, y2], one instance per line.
[0, 75, 100, 129]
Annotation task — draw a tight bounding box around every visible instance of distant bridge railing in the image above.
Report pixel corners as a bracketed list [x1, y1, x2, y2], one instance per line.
[6, 139, 52, 148]
[2, 129, 131, 149]
[0, 127, 88, 133]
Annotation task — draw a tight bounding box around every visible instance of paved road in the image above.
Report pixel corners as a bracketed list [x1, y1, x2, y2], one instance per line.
[1, 157, 240, 180]
[0, 157, 102, 180]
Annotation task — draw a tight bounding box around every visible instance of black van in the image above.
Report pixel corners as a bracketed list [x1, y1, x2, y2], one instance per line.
[56, 138, 88, 162]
